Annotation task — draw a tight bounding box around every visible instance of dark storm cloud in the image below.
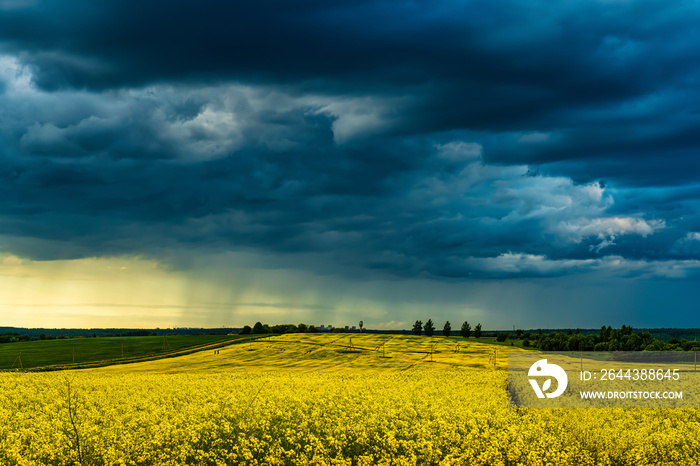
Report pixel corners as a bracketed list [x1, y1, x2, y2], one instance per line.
[4, 1, 699, 102]
[1, 0, 700, 282]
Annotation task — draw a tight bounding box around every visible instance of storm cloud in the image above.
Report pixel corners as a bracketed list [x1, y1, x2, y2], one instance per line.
[1, 1, 700, 326]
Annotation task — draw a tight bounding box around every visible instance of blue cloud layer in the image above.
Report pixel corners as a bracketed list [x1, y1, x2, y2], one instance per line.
[1, 1, 700, 286]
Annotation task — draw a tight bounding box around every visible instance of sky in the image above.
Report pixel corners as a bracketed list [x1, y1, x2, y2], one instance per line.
[1, 0, 700, 330]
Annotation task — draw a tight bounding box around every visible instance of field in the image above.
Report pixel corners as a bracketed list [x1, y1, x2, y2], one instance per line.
[0, 334, 248, 370]
[2, 334, 700, 465]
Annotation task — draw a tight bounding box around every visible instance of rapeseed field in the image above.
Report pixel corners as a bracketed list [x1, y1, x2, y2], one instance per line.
[1, 334, 698, 465]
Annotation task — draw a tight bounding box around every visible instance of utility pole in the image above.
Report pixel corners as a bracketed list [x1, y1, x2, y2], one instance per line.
[12, 352, 22, 370]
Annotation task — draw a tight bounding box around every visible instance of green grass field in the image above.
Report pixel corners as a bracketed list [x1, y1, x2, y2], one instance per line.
[0, 334, 249, 370]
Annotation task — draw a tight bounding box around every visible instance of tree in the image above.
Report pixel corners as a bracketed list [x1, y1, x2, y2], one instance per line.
[460, 321, 471, 338]
[240, 325, 252, 335]
[594, 342, 607, 351]
[270, 324, 298, 334]
[474, 323, 482, 338]
[252, 322, 266, 334]
[424, 319, 435, 337]
[298, 323, 308, 333]
[412, 320, 422, 336]
[567, 333, 584, 351]
[442, 321, 451, 337]
[308, 325, 319, 333]
[624, 333, 641, 351]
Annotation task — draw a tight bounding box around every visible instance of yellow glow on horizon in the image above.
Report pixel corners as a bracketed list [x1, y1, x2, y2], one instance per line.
[0, 254, 198, 327]
[0, 251, 477, 330]
[0, 252, 347, 328]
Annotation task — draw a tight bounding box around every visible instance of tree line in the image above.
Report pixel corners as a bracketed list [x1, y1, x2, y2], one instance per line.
[496, 325, 700, 352]
[411, 320, 483, 338]
[241, 322, 328, 334]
